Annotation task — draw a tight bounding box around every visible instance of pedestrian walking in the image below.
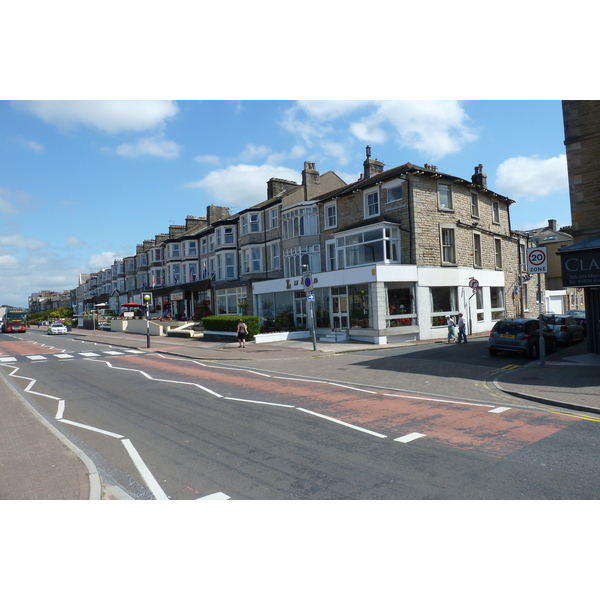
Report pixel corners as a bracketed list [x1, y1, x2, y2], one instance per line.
[236, 319, 248, 348]
[446, 315, 456, 343]
[457, 312, 467, 343]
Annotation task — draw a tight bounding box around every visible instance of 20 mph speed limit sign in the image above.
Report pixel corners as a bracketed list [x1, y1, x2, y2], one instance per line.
[527, 247, 548, 273]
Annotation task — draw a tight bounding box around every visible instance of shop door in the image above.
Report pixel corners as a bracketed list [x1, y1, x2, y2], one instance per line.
[294, 296, 307, 329]
[332, 293, 348, 330]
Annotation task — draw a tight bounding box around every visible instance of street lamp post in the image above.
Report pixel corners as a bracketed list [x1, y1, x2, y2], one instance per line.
[143, 294, 152, 348]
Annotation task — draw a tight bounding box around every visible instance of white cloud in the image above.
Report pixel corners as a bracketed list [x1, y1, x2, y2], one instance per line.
[186, 164, 301, 208]
[88, 251, 121, 271]
[0, 196, 18, 213]
[65, 235, 84, 247]
[194, 154, 221, 166]
[496, 154, 568, 199]
[0, 232, 47, 250]
[0, 255, 19, 268]
[351, 101, 478, 159]
[114, 136, 181, 159]
[283, 100, 478, 162]
[12, 100, 179, 134]
[17, 137, 45, 153]
[238, 143, 271, 162]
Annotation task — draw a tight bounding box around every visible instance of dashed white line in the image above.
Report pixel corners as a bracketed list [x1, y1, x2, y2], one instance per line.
[225, 396, 295, 408]
[394, 432, 426, 444]
[295, 407, 387, 438]
[198, 492, 230, 500]
[121, 438, 169, 500]
[58, 419, 125, 438]
[489, 407, 511, 413]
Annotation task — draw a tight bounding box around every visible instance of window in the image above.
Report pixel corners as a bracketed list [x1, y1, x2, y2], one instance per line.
[209, 235, 215, 252]
[438, 183, 453, 210]
[491, 286, 505, 319]
[334, 226, 400, 270]
[171, 264, 181, 284]
[441, 227, 456, 264]
[282, 206, 319, 239]
[283, 245, 321, 277]
[386, 185, 403, 203]
[365, 190, 379, 217]
[519, 244, 526, 271]
[523, 283, 529, 311]
[494, 238, 503, 268]
[473, 233, 482, 267]
[471, 193, 479, 218]
[241, 247, 262, 274]
[225, 252, 236, 279]
[188, 241, 197, 256]
[201, 238, 207, 255]
[269, 243, 280, 270]
[386, 283, 416, 328]
[216, 287, 246, 315]
[224, 227, 234, 245]
[242, 213, 261, 234]
[430, 287, 458, 326]
[324, 201, 337, 229]
[476, 287, 484, 321]
[492, 201, 500, 224]
[326, 241, 336, 271]
[171, 244, 180, 258]
[269, 207, 279, 230]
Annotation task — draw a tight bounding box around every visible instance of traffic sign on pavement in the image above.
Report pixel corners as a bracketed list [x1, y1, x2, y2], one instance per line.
[527, 247, 548, 274]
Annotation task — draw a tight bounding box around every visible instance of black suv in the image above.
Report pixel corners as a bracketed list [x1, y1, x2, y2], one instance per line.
[488, 318, 557, 358]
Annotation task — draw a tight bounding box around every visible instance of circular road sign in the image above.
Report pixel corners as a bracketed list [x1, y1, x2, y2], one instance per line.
[469, 279, 479, 289]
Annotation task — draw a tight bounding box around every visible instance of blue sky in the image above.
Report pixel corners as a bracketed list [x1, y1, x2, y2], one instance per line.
[0, 99, 571, 307]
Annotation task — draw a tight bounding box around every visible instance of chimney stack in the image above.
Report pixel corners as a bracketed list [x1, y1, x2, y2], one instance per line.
[471, 164, 487, 189]
[548, 219, 557, 231]
[363, 146, 384, 179]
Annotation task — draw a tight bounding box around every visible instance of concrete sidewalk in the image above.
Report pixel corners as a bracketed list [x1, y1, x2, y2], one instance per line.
[2, 327, 598, 500]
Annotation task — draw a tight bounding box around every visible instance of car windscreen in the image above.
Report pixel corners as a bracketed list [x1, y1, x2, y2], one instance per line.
[494, 322, 524, 334]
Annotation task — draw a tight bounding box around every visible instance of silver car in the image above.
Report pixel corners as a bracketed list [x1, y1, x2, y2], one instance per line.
[488, 318, 557, 358]
[542, 314, 585, 345]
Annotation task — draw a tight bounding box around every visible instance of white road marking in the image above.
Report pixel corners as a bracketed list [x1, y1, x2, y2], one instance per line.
[383, 392, 495, 408]
[58, 419, 125, 438]
[26, 355, 48, 361]
[103, 351, 125, 355]
[56, 354, 75, 359]
[394, 432, 426, 444]
[124, 349, 145, 354]
[225, 397, 295, 408]
[56, 400, 65, 419]
[489, 406, 511, 413]
[80, 352, 101, 357]
[296, 407, 387, 438]
[198, 492, 230, 500]
[121, 438, 169, 500]
[0, 357, 17, 362]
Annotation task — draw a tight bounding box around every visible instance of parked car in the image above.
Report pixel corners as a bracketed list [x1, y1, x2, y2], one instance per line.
[47, 322, 68, 335]
[488, 318, 557, 358]
[542, 314, 585, 345]
[565, 310, 586, 335]
[98, 321, 112, 330]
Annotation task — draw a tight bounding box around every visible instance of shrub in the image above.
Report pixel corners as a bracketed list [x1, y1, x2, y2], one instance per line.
[202, 315, 260, 341]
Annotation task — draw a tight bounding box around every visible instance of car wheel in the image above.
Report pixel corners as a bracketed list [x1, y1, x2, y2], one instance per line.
[488, 348, 499, 356]
[529, 343, 539, 359]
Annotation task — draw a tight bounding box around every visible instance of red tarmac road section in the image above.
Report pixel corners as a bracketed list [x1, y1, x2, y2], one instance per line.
[105, 354, 574, 458]
[0, 339, 62, 356]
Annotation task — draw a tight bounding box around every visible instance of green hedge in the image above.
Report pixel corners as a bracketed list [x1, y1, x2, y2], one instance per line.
[202, 315, 259, 341]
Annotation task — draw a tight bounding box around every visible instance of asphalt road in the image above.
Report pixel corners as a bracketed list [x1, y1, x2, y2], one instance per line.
[3, 330, 600, 500]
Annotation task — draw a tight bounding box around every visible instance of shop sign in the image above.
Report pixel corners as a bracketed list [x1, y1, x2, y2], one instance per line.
[561, 249, 600, 287]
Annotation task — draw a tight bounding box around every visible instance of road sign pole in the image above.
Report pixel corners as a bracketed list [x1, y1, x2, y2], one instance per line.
[538, 271, 545, 367]
[309, 299, 317, 351]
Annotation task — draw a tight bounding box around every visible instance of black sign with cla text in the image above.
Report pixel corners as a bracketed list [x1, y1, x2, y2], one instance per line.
[561, 249, 600, 287]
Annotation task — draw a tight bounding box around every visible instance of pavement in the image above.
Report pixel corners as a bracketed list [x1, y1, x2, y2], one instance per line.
[2, 327, 599, 500]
